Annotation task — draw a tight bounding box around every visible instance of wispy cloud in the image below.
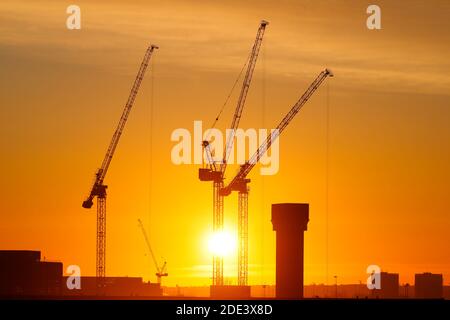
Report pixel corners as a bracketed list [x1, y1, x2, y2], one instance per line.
[1, 0, 449, 95]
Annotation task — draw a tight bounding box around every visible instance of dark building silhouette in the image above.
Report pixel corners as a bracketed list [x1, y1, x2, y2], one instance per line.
[62, 276, 162, 297]
[210, 285, 251, 299]
[0, 250, 162, 298]
[0, 250, 62, 296]
[271, 203, 309, 299]
[415, 273, 443, 299]
[372, 272, 399, 298]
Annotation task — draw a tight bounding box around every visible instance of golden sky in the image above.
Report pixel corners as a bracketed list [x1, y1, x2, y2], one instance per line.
[1, 0, 449, 286]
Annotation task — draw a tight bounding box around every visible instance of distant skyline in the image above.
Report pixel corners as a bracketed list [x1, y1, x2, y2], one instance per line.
[0, 0, 449, 286]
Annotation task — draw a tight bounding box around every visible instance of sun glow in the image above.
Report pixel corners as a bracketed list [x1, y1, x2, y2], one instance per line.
[207, 231, 236, 257]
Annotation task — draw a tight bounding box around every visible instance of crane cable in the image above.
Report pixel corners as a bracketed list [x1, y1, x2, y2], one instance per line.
[260, 39, 266, 286]
[204, 52, 251, 142]
[149, 55, 166, 268]
[326, 79, 330, 287]
[149, 51, 154, 237]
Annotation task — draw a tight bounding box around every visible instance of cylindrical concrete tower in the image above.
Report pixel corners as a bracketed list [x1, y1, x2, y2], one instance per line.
[271, 203, 309, 299]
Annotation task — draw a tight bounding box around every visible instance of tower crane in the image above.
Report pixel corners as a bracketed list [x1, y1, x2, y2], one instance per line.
[220, 69, 334, 286]
[82, 45, 158, 282]
[198, 20, 269, 286]
[138, 219, 168, 285]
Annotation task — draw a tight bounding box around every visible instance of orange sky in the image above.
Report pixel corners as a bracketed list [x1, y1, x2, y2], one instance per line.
[0, 0, 449, 287]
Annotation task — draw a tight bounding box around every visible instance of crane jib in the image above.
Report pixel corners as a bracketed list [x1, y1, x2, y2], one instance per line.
[221, 20, 269, 175]
[82, 45, 158, 207]
[221, 69, 333, 195]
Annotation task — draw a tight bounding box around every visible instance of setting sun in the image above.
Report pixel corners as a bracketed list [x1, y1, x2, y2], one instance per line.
[207, 231, 237, 257]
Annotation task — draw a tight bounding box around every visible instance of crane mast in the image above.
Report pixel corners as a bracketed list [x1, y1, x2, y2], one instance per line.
[82, 45, 158, 282]
[138, 219, 168, 284]
[220, 69, 333, 286]
[198, 21, 268, 287]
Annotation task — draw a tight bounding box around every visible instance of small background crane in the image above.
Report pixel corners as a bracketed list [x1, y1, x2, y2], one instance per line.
[82, 45, 158, 284]
[138, 219, 168, 285]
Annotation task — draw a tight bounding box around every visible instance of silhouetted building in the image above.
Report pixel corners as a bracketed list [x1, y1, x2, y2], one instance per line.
[372, 272, 399, 298]
[415, 273, 443, 299]
[0, 250, 62, 296]
[210, 285, 251, 299]
[62, 276, 162, 297]
[251, 285, 276, 298]
[443, 285, 450, 300]
[271, 203, 309, 299]
[0, 250, 162, 298]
